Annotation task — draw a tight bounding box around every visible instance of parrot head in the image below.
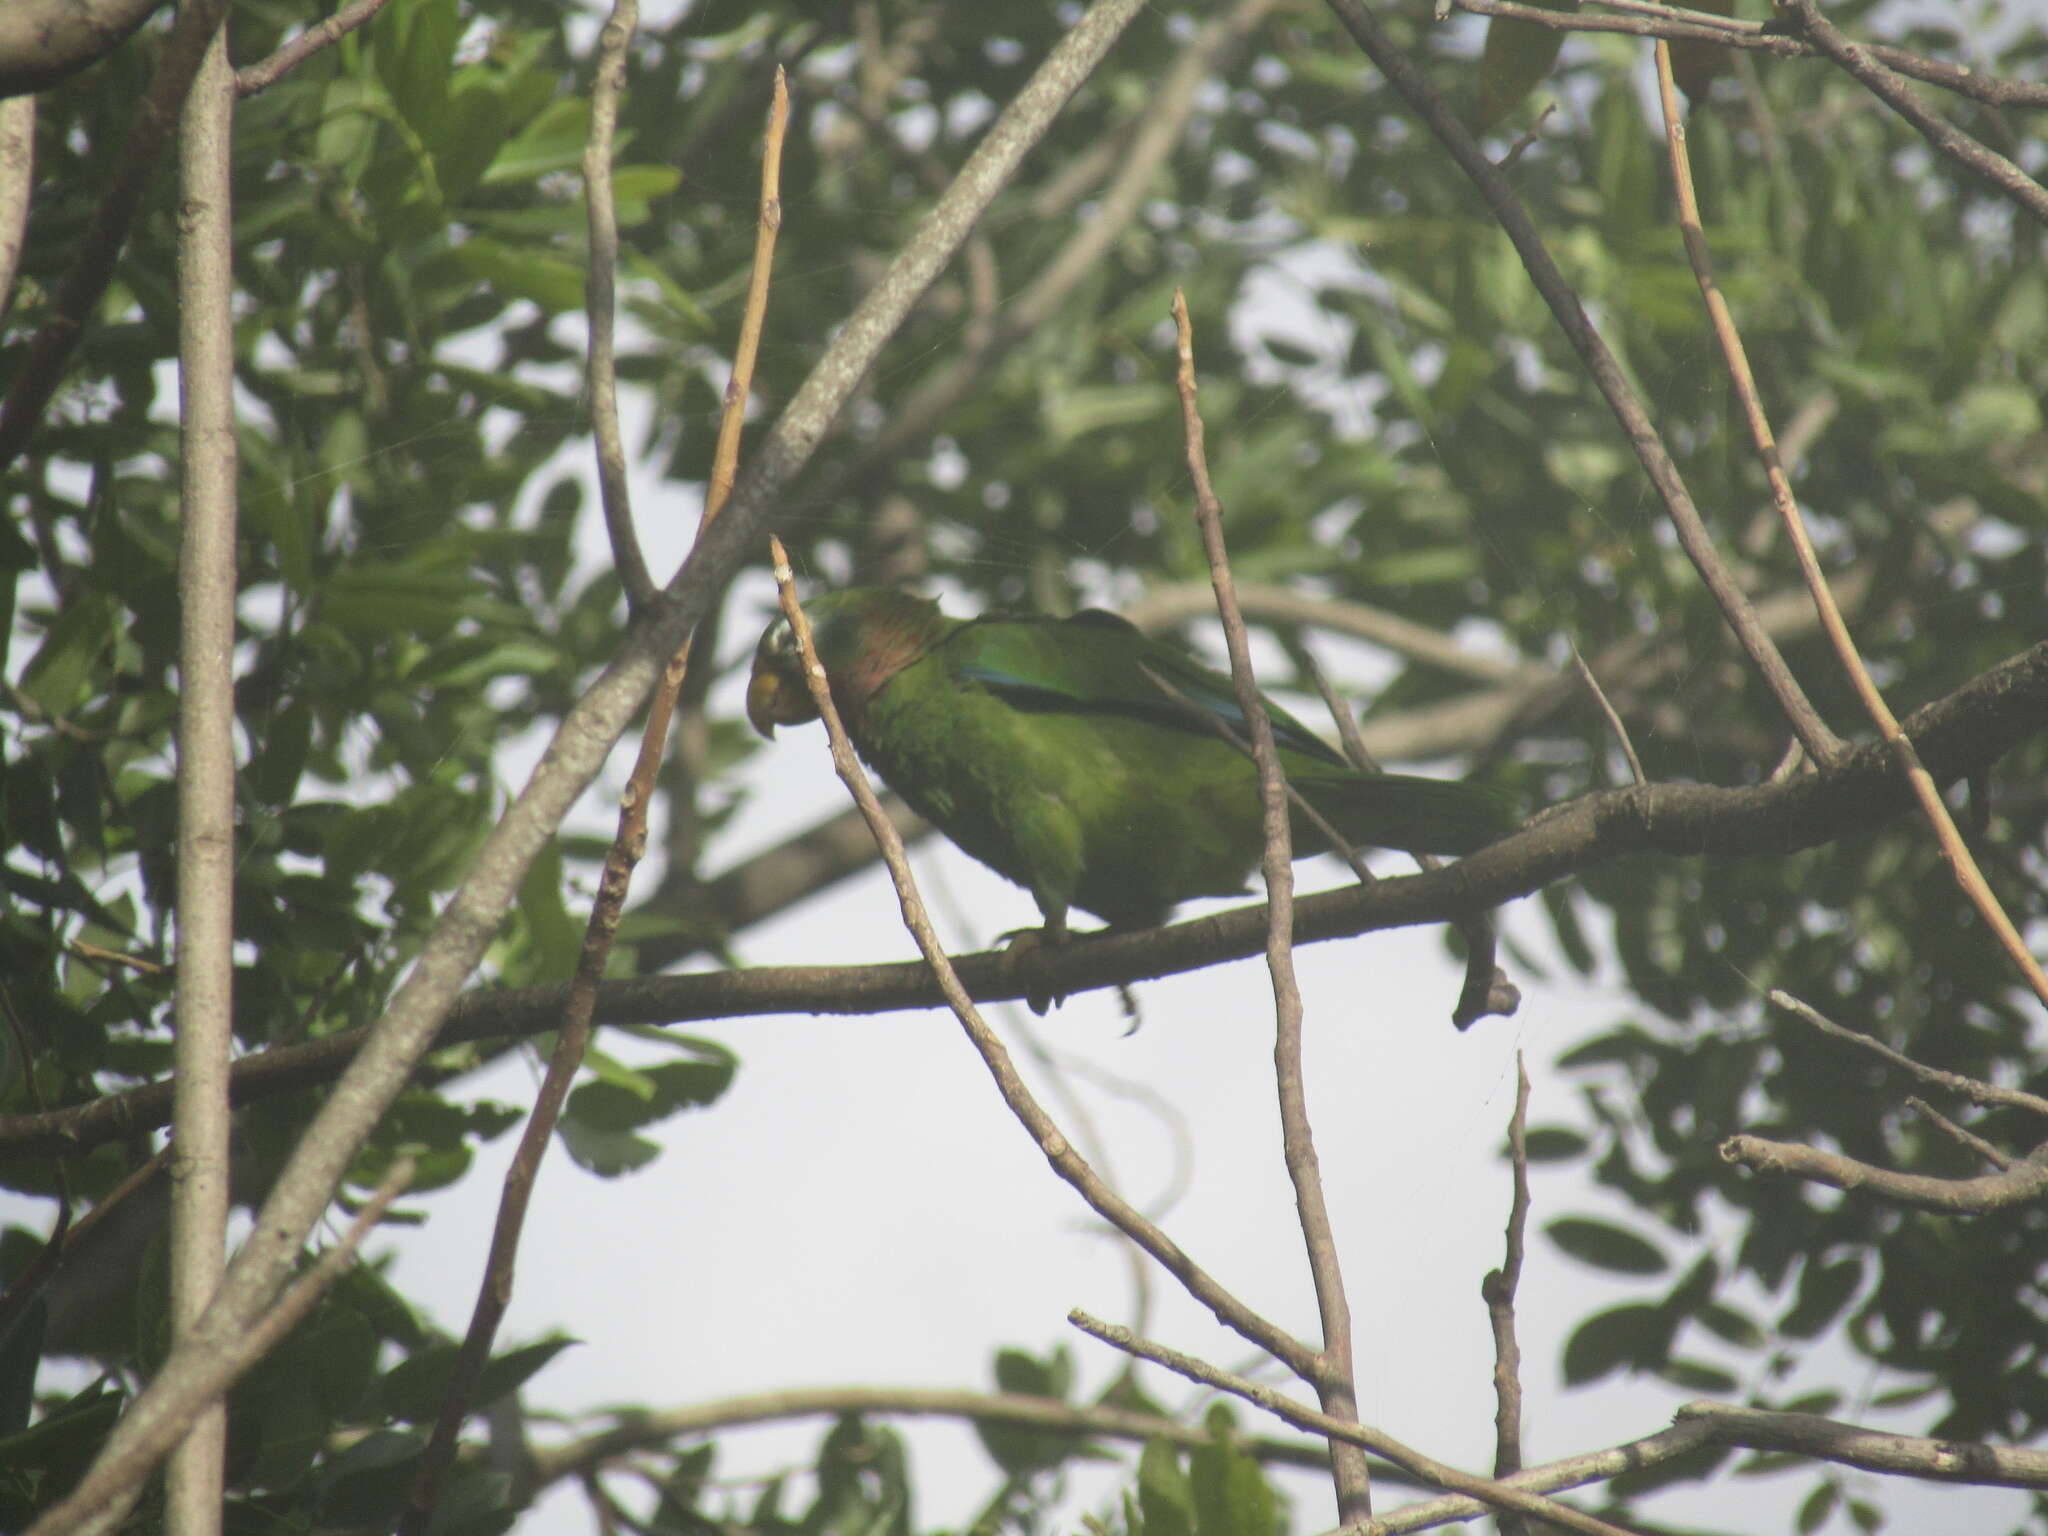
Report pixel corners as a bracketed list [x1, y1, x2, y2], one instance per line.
[745, 615, 819, 738]
[745, 588, 952, 739]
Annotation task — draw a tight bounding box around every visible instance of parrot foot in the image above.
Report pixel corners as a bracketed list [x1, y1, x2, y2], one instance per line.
[997, 924, 1067, 1015]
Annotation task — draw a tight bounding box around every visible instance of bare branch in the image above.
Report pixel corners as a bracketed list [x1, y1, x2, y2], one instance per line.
[1450, 0, 2048, 107]
[165, 26, 238, 1536]
[1068, 1311, 1641, 1536]
[1906, 1096, 2013, 1172]
[0, 0, 166, 97]
[525, 1384, 1338, 1488]
[582, 0, 656, 614]
[1481, 1057, 1532, 1534]
[1768, 990, 2048, 1120]
[1773, 0, 2048, 225]
[1673, 1400, 2048, 1488]
[234, 0, 397, 97]
[1322, 0, 1845, 767]
[1571, 644, 1645, 787]
[1720, 1133, 2048, 1213]
[1173, 290, 1369, 1519]
[4, 640, 2042, 1164]
[19, 7, 1151, 1528]
[1124, 581, 1544, 688]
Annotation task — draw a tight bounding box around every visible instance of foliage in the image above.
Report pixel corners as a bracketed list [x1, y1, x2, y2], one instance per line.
[1, 0, 2045, 1531]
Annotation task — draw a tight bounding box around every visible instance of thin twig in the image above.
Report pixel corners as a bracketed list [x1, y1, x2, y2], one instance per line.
[583, 0, 655, 614]
[1481, 1056, 1532, 1536]
[765, 538, 1327, 1387]
[1322, 0, 1845, 768]
[1135, 661, 1375, 885]
[1068, 1311, 1641, 1536]
[1905, 1096, 2012, 1172]
[1650, 36, 2048, 1009]
[526, 1384, 1338, 1488]
[166, 27, 239, 1536]
[398, 44, 785, 1536]
[1450, 0, 2048, 108]
[1173, 290, 1371, 1522]
[1772, 0, 2048, 225]
[235, 0, 398, 96]
[1297, 646, 1518, 1029]
[0, 0, 232, 475]
[1570, 644, 1645, 787]
[1767, 991, 2048, 1119]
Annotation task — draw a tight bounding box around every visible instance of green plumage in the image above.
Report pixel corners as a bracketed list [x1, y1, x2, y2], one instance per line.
[748, 588, 1517, 937]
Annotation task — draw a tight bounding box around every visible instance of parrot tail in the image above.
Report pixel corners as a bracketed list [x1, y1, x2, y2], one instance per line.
[1295, 771, 1520, 858]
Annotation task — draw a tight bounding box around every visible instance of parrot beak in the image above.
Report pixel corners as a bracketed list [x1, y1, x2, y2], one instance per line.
[746, 665, 819, 738]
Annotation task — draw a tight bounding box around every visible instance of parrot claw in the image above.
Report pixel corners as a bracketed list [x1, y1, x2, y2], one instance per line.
[997, 924, 1067, 1015]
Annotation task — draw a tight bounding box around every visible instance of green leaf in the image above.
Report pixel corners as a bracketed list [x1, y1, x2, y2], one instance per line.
[453, 237, 587, 313]
[1190, 1405, 1279, 1536]
[1477, 0, 1577, 130]
[1562, 1303, 1671, 1385]
[1546, 1216, 1668, 1275]
[1135, 1439, 1196, 1536]
[1781, 1256, 1863, 1339]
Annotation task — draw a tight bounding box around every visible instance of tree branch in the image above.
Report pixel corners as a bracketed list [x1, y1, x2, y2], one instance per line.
[1174, 290, 1371, 1519]
[4, 639, 2041, 1163]
[0, 0, 167, 97]
[1447, 0, 2048, 108]
[234, 0, 397, 97]
[1069, 1311, 1639, 1536]
[1672, 1400, 2048, 1488]
[165, 26, 238, 1535]
[524, 1384, 1338, 1489]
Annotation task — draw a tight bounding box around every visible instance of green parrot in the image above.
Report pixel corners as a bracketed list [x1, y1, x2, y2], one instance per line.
[747, 587, 1516, 943]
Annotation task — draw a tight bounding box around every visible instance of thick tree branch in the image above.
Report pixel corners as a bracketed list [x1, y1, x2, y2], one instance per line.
[165, 26, 237, 1535]
[4, 640, 2042, 1163]
[0, 0, 167, 97]
[20, 7, 1152, 1531]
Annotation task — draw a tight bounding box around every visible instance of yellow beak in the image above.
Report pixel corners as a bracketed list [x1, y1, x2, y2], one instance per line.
[746, 666, 820, 738]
